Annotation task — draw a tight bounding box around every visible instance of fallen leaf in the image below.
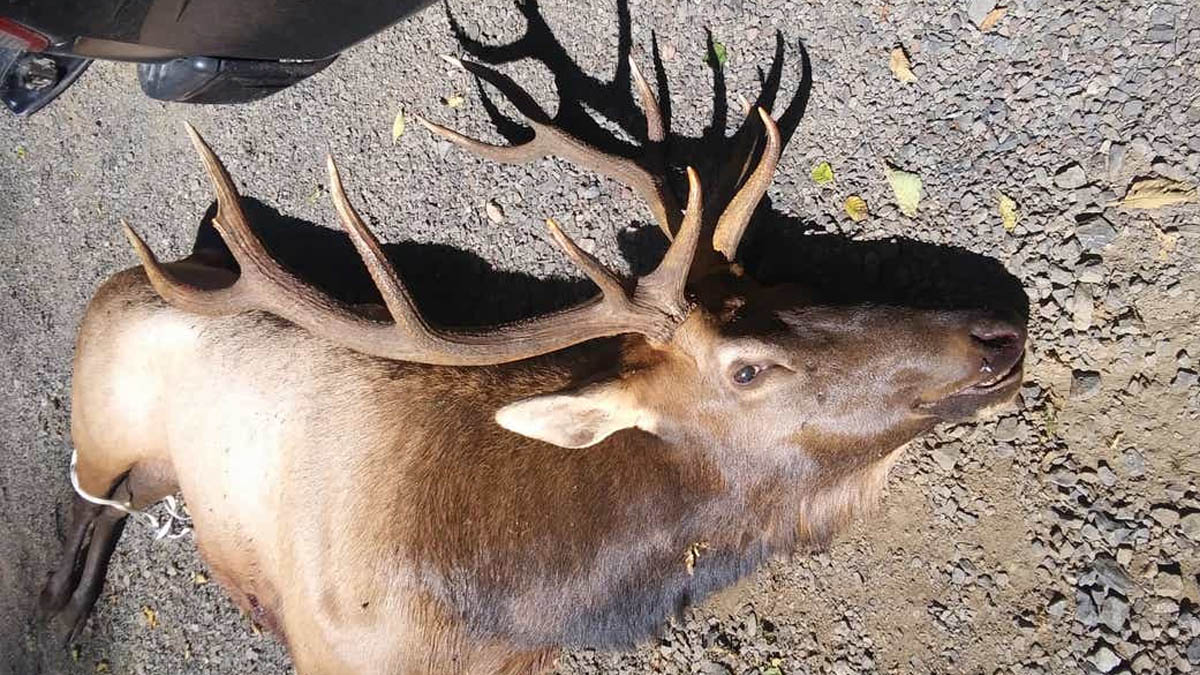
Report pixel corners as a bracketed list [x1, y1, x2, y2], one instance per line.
[1109, 177, 1198, 209]
[979, 7, 1007, 32]
[71, 646, 80, 663]
[485, 200, 505, 224]
[886, 166, 922, 217]
[682, 541, 709, 576]
[998, 192, 1019, 231]
[845, 195, 869, 222]
[306, 185, 322, 204]
[763, 667, 783, 675]
[142, 605, 158, 630]
[95, 660, 110, 673]
[810, 161, 834, 185]
[709, 40, 728, 68]
[192, 571, 208, 585]
[443, 94, 465, 108]
[391, 111, 405, 144]
[889, 47, 917, 83]
[15, 146, 27, 159]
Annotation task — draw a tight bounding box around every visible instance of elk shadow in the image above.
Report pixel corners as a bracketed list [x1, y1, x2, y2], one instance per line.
[191, 199, 594, 327]
[439, 0, 1028, 320]
[190, 0, 1026, 329]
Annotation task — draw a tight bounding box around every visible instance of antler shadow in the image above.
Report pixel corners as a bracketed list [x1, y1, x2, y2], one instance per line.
[441, 0, 1026, 319]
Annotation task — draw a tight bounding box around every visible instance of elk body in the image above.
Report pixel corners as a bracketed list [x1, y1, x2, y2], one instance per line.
[43, 59, 1026, 674]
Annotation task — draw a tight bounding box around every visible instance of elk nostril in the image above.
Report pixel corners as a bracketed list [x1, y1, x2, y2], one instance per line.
[969, 322, 1023, 352]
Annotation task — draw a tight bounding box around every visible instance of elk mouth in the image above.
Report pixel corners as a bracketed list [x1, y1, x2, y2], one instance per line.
[918, 351, 1025, 419]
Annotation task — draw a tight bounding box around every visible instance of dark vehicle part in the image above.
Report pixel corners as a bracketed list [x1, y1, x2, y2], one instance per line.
[0, 0, 434, 113]
[1, 48, 91, 115]
[138, 56, 336, 104]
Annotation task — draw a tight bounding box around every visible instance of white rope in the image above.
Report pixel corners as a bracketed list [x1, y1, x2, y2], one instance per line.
[70, 449, 192, 541]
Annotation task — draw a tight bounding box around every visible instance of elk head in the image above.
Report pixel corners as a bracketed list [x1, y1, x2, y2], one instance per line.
[125, 57, 1025, 494]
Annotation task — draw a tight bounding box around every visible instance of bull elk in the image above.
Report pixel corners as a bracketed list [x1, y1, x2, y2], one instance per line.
[43, 58, 1026, 673]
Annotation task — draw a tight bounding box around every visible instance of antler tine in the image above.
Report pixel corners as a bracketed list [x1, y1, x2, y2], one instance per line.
[711, 108, 782, 262]
[326, 155, 437, 342]
[640, 167, 703, 315]
[417, 57, 681, 238]
[545, 219, 631, 302]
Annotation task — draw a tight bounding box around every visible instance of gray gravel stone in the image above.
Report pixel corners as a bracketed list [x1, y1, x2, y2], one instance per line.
[1076, 219, 1118, 251]
[1055, 163, 1089, 189]
[1070, 370, 1103, 401]
[1089, 645, 1122, 673]
[1099, 596, 1130, 633]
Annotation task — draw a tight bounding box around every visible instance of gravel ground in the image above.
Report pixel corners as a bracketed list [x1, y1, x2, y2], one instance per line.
[2, 0, 1199, 673]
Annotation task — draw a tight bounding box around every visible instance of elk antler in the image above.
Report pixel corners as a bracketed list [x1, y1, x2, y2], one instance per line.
[711, 108, 782, 263]
[123, 123, 703, 366]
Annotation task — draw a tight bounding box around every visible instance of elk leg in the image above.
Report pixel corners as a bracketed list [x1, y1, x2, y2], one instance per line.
[40, 495, 103, 611]
[50, 460, 178, 645]
[54, 500, 127, 646]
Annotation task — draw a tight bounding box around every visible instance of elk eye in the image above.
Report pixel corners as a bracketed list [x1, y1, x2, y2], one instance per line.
[732, 365, 761, 385]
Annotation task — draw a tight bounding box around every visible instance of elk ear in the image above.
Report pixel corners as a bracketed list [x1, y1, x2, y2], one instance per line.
[494, 382, 648, 449]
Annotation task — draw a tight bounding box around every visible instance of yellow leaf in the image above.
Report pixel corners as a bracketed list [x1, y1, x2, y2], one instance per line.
[886, 166, 922, 217]
[95, 660, 110, 673]
[1110, 177, 1198, 209]
[192, 571, 208, 585]
[15, 146, 27, 159]
[979, 7, 1007, 32]
[889, 47, 917, 83]
[443, 94, 465, 108]
[391, 111, 405, 144]
[142, 605, 158, 630]
[998, 192, 1018, 231]
[811, 161, 834, 185]
[845, 195, 869, 222]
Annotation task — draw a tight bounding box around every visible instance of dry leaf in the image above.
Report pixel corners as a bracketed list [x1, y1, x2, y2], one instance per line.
[1110, 177, 1198, 209]
[979, 7, 1007, 32]
[811, 161, 834, 185]
[142, 605, 158, 630]
[391, 111, 405, 144]
[192, 571, 208, 585]
[886, 166, 922, 217]
[889, 47, 917, 83]
[682, 541, 709, 576]
[998, 192, 1018, 231]
[845, 195, 869, 222]
[485, 200, 505, 224]
[443, 94, 465, 108]
[95, 660, 110, 673]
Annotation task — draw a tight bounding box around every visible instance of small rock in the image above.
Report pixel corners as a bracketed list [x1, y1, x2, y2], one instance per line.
[1054, 162, 1088, 189]
[967, 0, 997, 27]
[1171, 369, 1198, 392]
[994, 417, 1020, 443]
[932, 444, 961, 471]
[1089, 645, 1122, 673]
[1099, 595, 1130, 632]
[697, 661, 732, 675]
[1076, 593, 1099, 627]
[1180, 513, 1200, 541]
[1076, 218, 1118, 250]
[1092, 556, 1135, 595]
[1150, 506, 1180, 528]
[1121, 449, 1145, 478]
[1154, 569, 1183, 598]
[1070, 370, 1102, 401]
[1186, 637, 1200, 665]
